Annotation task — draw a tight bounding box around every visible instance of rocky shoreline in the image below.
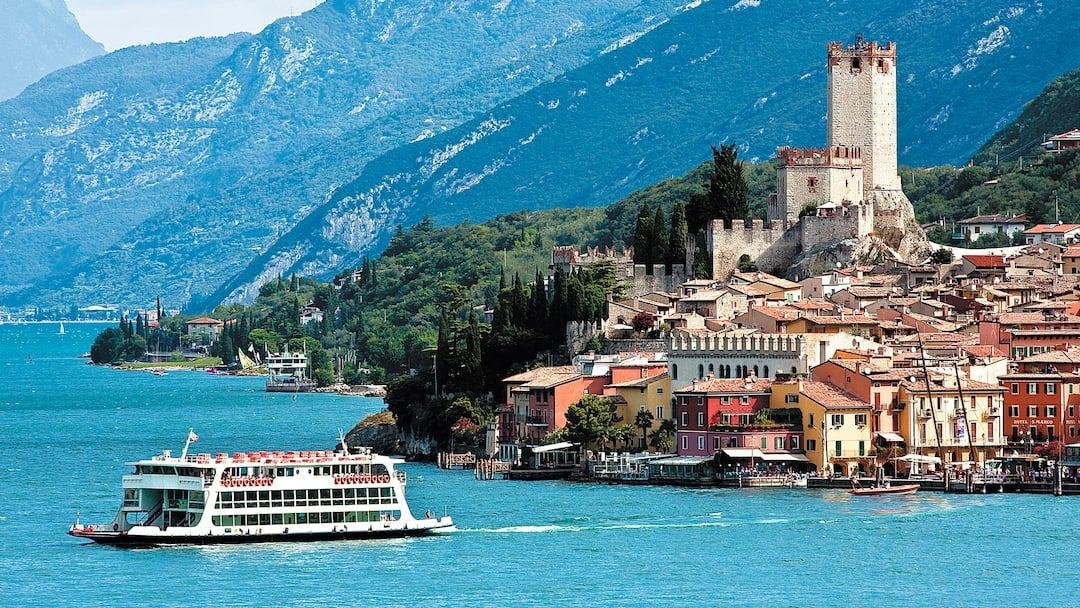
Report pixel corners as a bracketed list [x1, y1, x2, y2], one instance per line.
[343, 411, 439, 460]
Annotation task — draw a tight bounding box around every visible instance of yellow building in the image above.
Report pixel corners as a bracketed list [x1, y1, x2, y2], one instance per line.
[772, 378, 873, 476]
[897, 374, 1005, 466]
[607, 372, 671, 450]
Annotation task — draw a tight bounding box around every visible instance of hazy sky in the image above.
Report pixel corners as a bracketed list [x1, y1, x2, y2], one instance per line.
[67, 0, 324, 51]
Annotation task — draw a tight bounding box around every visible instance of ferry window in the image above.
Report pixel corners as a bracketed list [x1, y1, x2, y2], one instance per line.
[320, 513, 332, 524]
[320, 489, 331, 500]
[271, 490, 282, 501]
[245, 514, 257, 526]
[333, 512, 345, 523]
[283, 513, 296, 525]
[283, 490, 294, 501]
[246, 491, 257, 502]
[297, 513, 308, 524]
[272, 514, 283, 525]
[259, 491, 269, 501]
[345, 512, 358, 523]
[259, 514, 271, 526]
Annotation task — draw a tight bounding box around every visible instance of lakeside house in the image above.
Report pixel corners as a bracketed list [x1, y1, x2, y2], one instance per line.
[185, 316, 224, 340]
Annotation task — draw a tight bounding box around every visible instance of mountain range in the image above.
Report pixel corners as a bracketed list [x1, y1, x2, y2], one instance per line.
[214, 0, 1080, 306]
[0, 0, 692, 308]
[0, 0, 103, 101]
[3, 0, 1080, 310]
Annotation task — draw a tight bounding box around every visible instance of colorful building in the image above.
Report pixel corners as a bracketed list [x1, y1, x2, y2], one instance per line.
[606, 371, 671, 449]
[771, 379, 872, 475]
[998, 371, 1080, 447]
[898, 374, 1005, 466]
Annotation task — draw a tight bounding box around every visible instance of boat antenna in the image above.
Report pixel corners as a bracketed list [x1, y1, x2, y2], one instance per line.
[916, 334, 947, 492]
[952, 361, 979, 471]
[181, 427, 197, 459]
[338, 428, 349, 453]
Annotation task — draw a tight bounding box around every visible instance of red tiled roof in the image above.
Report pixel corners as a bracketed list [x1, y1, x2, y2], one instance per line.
[675, 378, 774, 394]
[504, 366, 580, 389]
[798, 381, 867, 410]
[1024, 223, 1080, 234]
[186, 316, 223, 325]
[961, 255, 1005, 269]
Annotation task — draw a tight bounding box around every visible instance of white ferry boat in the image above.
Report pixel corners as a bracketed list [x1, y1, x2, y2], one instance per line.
[69, 432, 454, 546]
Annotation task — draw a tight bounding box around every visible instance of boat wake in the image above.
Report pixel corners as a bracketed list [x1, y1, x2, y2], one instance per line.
[461, 521, 732, 534]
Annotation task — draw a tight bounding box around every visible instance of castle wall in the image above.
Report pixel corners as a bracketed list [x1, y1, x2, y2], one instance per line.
[707, 219, 800, 279]
[800, 203, 873, 250]
[627, 264, 686, 298]
[776, 164, 864, 222]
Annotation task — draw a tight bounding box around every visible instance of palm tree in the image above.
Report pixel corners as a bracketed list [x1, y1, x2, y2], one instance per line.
[634, 408, 655, 451]
[649, 419, 675, 453]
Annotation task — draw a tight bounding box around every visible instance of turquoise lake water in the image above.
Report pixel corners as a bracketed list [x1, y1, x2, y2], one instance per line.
[1, 322, 1078, 607]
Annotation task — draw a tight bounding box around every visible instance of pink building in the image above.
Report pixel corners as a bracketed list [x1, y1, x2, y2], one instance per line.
[672, 378, 803, 458]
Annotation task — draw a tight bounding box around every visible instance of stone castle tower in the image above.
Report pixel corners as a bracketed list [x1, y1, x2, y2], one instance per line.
[701, 36, 929, 280]
[826, 36, 927, 259]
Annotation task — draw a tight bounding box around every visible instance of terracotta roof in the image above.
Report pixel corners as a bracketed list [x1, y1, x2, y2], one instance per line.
[958, 214, 1026, 225]
[1020, 349, 1080, 365]
[1025, 223, 1080, 234]
[999, 312, 1080, 325]
[962, 255, 1006, 269]
[843, 286, 895, 298]
[675, 378, 774, 394]
[962, 345, 1006, 359]
[790, 298, 836, 311]
[798, 381, 867, 410]
[186, 316, 223, 326]
[748, 305, 801, 321]
[804, 314, 878, 326]
[504, 366, 580, 389]
[681, 289, 727, 302]
[608, 372, 670, 389]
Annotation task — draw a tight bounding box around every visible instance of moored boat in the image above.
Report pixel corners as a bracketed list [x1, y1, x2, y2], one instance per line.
[849, 483, 919, 496]
[68, 431, 453, 546]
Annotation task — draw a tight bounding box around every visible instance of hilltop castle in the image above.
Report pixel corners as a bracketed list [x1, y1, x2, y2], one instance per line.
[700, 36, 929, 279]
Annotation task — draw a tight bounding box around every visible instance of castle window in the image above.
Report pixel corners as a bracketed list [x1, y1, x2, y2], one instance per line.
[806, 176, 818, 193]
[851, 57, 861, 71]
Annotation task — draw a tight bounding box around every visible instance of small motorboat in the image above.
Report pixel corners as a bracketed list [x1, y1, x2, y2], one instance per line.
[849, 483, 919, 496]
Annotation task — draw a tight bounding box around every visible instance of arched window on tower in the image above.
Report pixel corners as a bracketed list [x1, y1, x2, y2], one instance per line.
[672, 364, 678, 380]
[763, 365, 770, 378]
[698, 364, 704, 379]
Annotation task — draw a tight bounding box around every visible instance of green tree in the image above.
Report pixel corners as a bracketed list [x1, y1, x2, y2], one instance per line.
[529, 269, 548, 333]
[668, 201, 688, 271]
[649, 419, 675, 452]
[436, 308, 452, 394]
[930, 248, 954, 264]
[463, 309, 484, 394]
[652, 205, 667, 273]
[687, 144, 749, 231]
[565, 394, 618, 449]
[634, 408, 655, 450]
[737, 254, 758, 273]
[633, 202, 655, 271]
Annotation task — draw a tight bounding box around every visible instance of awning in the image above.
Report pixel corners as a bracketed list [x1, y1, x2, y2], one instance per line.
[875, 432, 905, 443]
[759, 453, 811, 463]
[649, 456, 710, 466]
[898, 454, 941, 464]
[720, 448, 764, 459]
[530, 441, 576, 453]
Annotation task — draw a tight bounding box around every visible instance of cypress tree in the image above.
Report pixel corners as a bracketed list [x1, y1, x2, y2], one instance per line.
[510, 273, 528, 329]
[464, 309, 483, 393]
[436, 308, 451, 394]
[530, 269, 548, 332]
[549, 267, 569, 343]
[653, 205, 668, 274]
[669, 201, 688, 271]
[633, 202, 655, 270]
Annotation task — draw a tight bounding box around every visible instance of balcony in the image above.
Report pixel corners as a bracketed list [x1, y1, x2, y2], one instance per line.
[524, 415, 548, 426]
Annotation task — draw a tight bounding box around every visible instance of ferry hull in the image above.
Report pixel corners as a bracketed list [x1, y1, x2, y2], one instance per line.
[69, 523, 454, 547]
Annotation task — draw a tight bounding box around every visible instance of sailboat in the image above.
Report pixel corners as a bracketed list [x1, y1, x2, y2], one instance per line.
[58, 321, 66, 335]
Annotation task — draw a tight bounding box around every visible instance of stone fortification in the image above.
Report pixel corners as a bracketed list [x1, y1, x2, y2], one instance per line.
[705, 219, 800, 278]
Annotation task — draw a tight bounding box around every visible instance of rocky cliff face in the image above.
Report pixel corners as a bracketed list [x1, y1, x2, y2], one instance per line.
[0, 0, 103, 101]
[344, 411, 439, 460]
[871, 189, 932, 262]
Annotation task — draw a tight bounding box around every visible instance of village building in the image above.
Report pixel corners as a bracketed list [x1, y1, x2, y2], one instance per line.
[185, 316, 224, 340]
[771, 378, 873, 476]
[1023, 224, 1080, 246]
[956, 213, 1026, 243]
[897, 373, 1005, 466]
[799, 271, 853, 299]
[1041, 128, 1080, 154]
[299, 305, 324, 325]
[998, 371, 1080, 446]
[606, 372, 671, 449]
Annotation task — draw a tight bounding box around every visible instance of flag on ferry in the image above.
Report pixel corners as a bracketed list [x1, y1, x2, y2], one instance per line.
[188, 430, 199, 443]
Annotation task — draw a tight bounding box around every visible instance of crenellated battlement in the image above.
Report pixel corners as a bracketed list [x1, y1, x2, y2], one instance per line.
[777, 145, 862, 167]
[827, 36, 896, 59]
[669, 331, 805, 356]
